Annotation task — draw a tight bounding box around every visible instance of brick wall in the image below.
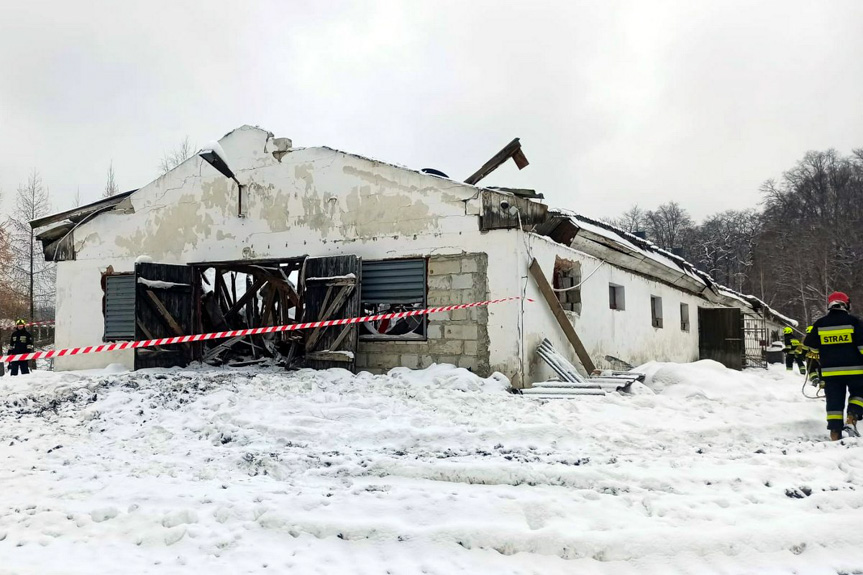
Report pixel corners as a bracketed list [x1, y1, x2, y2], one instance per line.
[355, 253, 490, 375]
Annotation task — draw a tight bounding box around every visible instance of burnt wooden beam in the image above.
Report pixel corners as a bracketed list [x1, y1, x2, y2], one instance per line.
[231, 272, 238, 307]
[327, 324, 354, 352]
[225, 277, 267, 319]
[305, 284, 356, 350]
[215, 273, 231, 312]
[221, 264, 301, 307]
[261, 287, 278, 326]
[305, 351, 353, 363]
[136, 320, 164, 351]
[203, 334, 246, 362]
[528, 258, 596, 373]
[465, 138, 529, 186]
[145, 290, 186, 337]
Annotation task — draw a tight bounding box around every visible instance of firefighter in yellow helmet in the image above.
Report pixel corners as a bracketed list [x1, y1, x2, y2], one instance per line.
[783, 326, 805, 374]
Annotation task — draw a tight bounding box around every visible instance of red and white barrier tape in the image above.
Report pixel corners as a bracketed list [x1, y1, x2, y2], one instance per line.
[0, 297, 531, 363]
[0, 320, 55, 329]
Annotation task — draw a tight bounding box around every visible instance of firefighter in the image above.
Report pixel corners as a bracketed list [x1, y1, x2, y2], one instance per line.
[803, 292, 863, 441]
[7, 319, 34, 376]
[783, 326, 805, 374]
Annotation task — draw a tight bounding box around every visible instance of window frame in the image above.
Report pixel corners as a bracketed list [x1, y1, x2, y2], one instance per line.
[680, 302, 690, 332]
[609, 283, 626, 311]
[651, 295, 664, 329]
[359, 257, 428, 342]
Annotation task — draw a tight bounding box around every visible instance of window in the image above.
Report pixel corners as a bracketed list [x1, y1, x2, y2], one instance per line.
[104, 274, 136, 341]
[609, 283, 625, 310]
[651, 295, 663, 328]
[359, 258, 427, 340]
[680, 303, 690, 332]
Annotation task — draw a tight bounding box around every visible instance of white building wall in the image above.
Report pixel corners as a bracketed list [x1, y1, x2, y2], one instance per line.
[482, 233, 719, 385]
[53, 126, 494, 370]
[54, 258, 137, 370]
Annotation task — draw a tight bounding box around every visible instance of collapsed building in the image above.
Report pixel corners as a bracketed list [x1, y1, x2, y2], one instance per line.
[31, 126, 795, 385]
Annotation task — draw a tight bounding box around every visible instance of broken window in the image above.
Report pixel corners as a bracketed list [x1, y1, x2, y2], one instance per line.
[359, 258, 427, 340]
[553, 257, 581, 314]
[651, 295, 663, 328]
[680, 302, 690, 332]
[609, 283, 625, 310]
[103, 274, 136, 341]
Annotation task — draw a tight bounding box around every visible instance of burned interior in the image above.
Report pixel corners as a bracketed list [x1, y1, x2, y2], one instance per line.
[98, 255, 440, 372]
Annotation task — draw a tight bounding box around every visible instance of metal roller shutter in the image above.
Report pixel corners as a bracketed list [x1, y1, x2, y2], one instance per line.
[104, 274, 136, 340]
[361, 259, 426, 304]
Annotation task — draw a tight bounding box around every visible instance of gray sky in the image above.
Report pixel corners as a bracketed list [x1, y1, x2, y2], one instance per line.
[1, 0, 861, 221]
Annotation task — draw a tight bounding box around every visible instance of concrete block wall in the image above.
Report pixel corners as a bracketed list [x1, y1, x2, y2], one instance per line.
[355, 253, 490, 375]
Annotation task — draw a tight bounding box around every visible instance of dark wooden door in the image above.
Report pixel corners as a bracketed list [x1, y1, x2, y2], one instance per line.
[135, 262, 196, 370]
[698, 307, 744, 370]
[301, 255, 360, 371]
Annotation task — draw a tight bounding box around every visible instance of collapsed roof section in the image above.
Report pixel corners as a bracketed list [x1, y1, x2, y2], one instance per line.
[31, 190, 137, 262]
[534, 209, 797, 327]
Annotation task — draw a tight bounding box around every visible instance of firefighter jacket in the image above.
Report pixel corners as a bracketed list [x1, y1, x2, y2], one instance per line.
[8, 328, 35, 355]
[784, 332, 803, 355]
[802, 309, 863, 380]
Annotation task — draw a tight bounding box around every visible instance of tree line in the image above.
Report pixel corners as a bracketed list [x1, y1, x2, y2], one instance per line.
[0, 137, 194, 325]
[605, 148, 863, 326]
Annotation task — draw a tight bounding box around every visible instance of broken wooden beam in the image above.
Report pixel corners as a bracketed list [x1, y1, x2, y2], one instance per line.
[305, 350, 354, 363]
[465, 138, 529, 185]
[225, 277, 267, 319]
[528, 258, 596, 373]
[305, 284, 356, 350]
[145, 290, 186, 337]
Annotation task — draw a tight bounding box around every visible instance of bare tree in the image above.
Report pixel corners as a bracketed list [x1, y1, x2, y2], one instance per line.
[158, 136, 194, 175]
[7, 170, 55, 320]
[644, 201, 694, 251]
[688, 209, 760, 292]
[605, 204, 647, 233]
[103, 161, 118, 198]
[752, 149, 863, 324]
[73, 187, 82, 208]
[0, 187, 27, 322]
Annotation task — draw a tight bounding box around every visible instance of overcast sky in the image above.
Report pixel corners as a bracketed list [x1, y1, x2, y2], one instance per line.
[1, 0, 861, 221]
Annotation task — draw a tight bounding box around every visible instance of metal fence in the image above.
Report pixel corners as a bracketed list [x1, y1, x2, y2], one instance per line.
[743, 313, 768, 369]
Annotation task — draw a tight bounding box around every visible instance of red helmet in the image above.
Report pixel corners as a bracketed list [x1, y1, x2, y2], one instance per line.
[828, 291, 850, 308]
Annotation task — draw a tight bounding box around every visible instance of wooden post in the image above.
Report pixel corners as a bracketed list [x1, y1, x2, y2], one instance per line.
[528, 258, 596, 373]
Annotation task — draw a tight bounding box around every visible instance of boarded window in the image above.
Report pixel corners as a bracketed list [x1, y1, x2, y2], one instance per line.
[680, 302, 690, 332]
[104, 274, 136, 341]
[651, 295, 663, 328]
[360, 259, 427, 340]
[609, 283, 625, 310]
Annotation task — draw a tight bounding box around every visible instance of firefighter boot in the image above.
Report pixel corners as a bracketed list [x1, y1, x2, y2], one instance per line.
[830, 430, 842, 441]
[845, 414, 861, 438]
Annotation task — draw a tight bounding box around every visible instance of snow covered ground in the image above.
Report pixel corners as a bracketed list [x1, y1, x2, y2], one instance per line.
[1, 361, 862, 574]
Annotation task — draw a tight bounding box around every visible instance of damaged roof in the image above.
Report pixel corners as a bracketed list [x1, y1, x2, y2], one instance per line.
[535, 209, 797, 327]
[26, 125, 794, 327]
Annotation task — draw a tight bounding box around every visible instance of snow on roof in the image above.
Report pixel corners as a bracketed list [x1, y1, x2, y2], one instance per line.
[549, 208, 798, 327]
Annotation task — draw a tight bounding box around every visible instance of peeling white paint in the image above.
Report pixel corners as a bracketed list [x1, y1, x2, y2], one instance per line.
[50, 125, 780, 378]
